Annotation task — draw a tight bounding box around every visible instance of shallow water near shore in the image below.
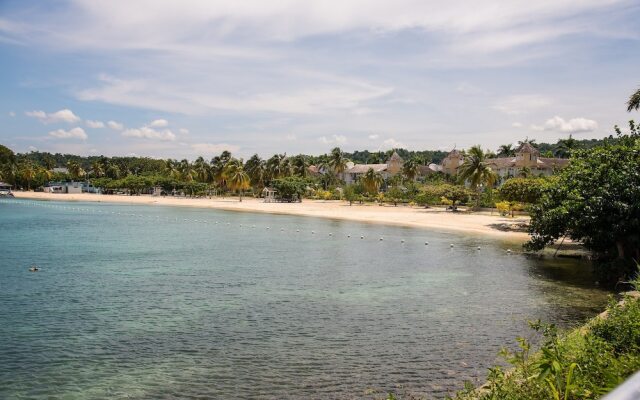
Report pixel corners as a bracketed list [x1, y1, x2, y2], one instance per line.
[0, 199, 609, 399]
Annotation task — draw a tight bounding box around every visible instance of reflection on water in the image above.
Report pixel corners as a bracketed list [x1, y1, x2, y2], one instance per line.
[0, 199, 609, 399]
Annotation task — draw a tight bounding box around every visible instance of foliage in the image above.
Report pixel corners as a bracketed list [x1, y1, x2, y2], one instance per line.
[499, 177, 548, 205]
[525, 124, 640, 278]
[271, 177, 310, 202]
[451, 296, 640, 400]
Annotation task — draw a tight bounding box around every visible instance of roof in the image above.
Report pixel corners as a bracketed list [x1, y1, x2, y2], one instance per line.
[538, 157, 570, 168]
[52, 167, 69, 173]
[516, 142, 540, 155]
[447, 148, 462, 157]
[486, 157, 516, 168]
[387, 151, 403, 163]
[345, 164, 388, 174]
[0, 181, 11, 187]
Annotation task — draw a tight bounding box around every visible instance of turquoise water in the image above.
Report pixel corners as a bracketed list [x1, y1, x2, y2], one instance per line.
[0, 199, 609, 399]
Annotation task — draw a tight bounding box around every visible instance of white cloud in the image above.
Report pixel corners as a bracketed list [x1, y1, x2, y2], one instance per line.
[86, 119, 104, 128]
[179, 128, 189, 135]
[122, 126, 176, 141]
[191, 143, 240, 155]
[28, 145, 37, 152]
[543, 116, 598, 133]
[107, 120, 123, 130]
[368, 134, 379, 140]
[512, 122, 523, 128]
[48, 127, 88, 140]
[383, 138, 405, 149]
[285, 134, 297, 141]
[8, 111, 15, 117]
[149, 119, 168, 128]
[319, 135, 347, 145]
[26, 108, 81, 124]
[492, 95, 552, 115]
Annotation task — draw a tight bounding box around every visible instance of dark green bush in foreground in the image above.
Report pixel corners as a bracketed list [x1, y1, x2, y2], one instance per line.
[450, 295, 640, 400]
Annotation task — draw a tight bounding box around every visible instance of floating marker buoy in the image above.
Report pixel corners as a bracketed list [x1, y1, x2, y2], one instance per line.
[380, 237, 384, 241]
[507, 249, 512, 253]
[347, 235, 351, 238]
[361, 236, 364, 239]
[477, 246, 481, 250]
[329, 233, 332, 236]
[311, 231, 315, 234]
[401, 239, 405, 243]
[450, 244, 454, 247]
[425, 241, 429, 245]
[296, 229, 300, 232]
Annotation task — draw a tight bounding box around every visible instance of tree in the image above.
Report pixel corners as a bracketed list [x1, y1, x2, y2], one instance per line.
[627, 87, 640, 112]
[272, 177, 308, 202]
[439, 184, 471, 208]
[497, 144, 515, 157]
[91, 160, 105, 178]
[362, 168, 384, 194]
[526, 125, 640, 279]
[223, 159, 251, 202]
[554, 134, 578, 158]
[245, 154, 266, 189]
[457, 145, 498, 208]
[291, 155, 309, 178]
[66, 161, 85, 180]
[328, 147, 349, 175]
[193, 156, 211, 183]
[21, 163, 37, 190]
[402, 158, 419, 181]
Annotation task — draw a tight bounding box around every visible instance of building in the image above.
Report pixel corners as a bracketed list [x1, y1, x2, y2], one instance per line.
[43, 181, 84, 194]
[439, 143, 570, 181]
[341, 151, 405, 184]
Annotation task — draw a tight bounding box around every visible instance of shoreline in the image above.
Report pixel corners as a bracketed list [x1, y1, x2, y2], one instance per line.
[12, 191, 531, 242]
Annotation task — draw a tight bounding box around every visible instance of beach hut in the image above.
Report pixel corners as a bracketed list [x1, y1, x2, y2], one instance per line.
[262, 187, 277, 203]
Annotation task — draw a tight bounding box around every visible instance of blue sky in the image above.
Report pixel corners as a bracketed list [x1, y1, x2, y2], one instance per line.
[1, 0, 639, 159]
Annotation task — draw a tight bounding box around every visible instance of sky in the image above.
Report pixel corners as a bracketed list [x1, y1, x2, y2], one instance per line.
[0, 0, 639, 160]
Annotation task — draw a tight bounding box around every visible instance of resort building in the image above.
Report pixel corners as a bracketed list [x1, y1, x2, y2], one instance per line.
[439, 142, 569, 180]
[341, 151, 405, 184]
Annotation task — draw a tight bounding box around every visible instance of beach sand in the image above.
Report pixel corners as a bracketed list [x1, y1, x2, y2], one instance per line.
[13, 192, 531, 242]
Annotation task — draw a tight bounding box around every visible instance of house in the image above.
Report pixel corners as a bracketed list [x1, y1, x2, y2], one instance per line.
[439, 143, 569, 181]
[43, 181, 84, 194]
[485, 142, 569, 179]
[0, 181, 13, 197]
[341, 151, 405, 184]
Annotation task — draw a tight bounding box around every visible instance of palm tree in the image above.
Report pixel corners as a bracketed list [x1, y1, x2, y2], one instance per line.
[91, 160, 105, 178]
[402, 158, 419, 181]
[266, 154, 290, 180]
[362, 168, 384, 194]
[497, 144, 515, 157]
[245, 154, 266, 189]
[291, 155, 309, 177]
[38, 166, 53, 183]
[66, 161, 86, 180]
[193, 156, 210, 183]
[328, 147, 349, 176]
[554, 134, 578, 158]
[42, 155, 56, 170]
[21, 163, 37, 190]
[106, 163, 121, 179]
[627, 87, 640, 112]
[177, 159, 194, 182]
[457, 145, 498, 208]
[224, 159, 251, 202]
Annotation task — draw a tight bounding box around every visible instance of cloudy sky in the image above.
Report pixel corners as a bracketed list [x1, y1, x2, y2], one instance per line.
[1, 0, 639, 159]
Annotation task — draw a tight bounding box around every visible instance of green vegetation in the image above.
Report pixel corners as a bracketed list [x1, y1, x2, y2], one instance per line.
[525, 123, 640, 280]
[450, 293, 640, 400]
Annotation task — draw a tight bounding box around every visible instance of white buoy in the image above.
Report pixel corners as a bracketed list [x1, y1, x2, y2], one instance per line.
[425, 241, 429, 245]
[329, 233, 332, 236]
[507, 249, 512, 253]
[361, 235, 364, 239]
[347, 235, 351, 238]
[401, 239, 405, 243]
[450, 244, 454, 247]
[296, 229, 300, 232]
[477, 246, 481, 250]
[311, 231, 315, 234]
[380, 237, 384, 241]
[267, 227, 270, 229]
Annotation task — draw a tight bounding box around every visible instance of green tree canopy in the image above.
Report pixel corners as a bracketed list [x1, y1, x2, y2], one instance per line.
[526, 123, 640, 274]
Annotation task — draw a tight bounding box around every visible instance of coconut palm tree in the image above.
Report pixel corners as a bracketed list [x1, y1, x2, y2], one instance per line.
[457, 145, 498, 208]
[497, 144, 515, 157]
[224, 159, 251, 202]
[328, 147, 349, 176]
[362, 168, 384, 194]
[554, 134, 578, 158]
[193, 156, 210, 183]
[627, 87, 640, 112]
[21, 163, 37, 190]
[177, 159, 194, 182]
[266, 154, 290, 180]
[66, 161, 86, 180]
[402, 158, 419, 181]
[291, 155, 309, 177]
[91, 160, 105, 178]
[38, 166, 53, 183]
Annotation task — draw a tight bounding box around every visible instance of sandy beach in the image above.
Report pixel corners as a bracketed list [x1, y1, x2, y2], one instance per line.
[12, 191, 530, 242]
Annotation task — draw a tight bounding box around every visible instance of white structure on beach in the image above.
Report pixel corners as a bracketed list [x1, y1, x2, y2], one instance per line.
[341, 151, 406, 184]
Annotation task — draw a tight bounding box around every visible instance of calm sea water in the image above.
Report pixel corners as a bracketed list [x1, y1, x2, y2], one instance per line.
[0, 198, 609, 399]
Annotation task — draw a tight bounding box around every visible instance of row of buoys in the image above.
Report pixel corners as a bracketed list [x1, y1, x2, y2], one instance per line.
[2, 199, 516, 253]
